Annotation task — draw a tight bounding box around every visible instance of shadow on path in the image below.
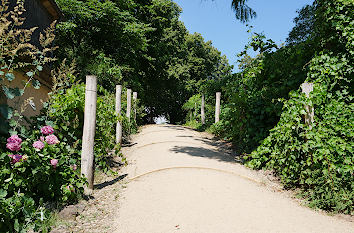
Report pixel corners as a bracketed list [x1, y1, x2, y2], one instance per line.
[94, 174, 128, 190]
[170, 146, 235, 163]
[176, 135, 243, 162]
[161, 125, 188, 131]
[176, 135, 195, 138]
[122, 142, 138, 148]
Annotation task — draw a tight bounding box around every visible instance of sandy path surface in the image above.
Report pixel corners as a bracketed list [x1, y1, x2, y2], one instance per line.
[113, 125, 353, 233]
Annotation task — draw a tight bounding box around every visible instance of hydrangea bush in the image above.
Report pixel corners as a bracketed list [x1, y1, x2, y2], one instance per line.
[0, 126, 85, 232]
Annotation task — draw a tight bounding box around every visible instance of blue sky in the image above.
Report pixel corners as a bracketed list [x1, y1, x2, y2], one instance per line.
[174, 0, 314, 71]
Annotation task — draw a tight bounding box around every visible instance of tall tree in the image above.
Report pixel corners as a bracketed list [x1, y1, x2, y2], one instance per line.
[231, 0, 256, 23]
[210, 0, 256, 22]
[286, 4, 316, 44]
[55, 0, 151, 91]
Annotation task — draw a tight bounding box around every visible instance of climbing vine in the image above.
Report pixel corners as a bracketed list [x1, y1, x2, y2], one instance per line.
[246, 0, 353, 214]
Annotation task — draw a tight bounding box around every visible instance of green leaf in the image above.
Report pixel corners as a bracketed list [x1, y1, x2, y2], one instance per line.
[36, 65, 43, 71]
[9, 129, 17, 135]
[14, 219, 19, 232]
[2, 86, 24, 99]
[9, 119, 17, 127]
[0, 189, 7, 198]
[26, 71, 34, 77]
[32, 79, 41, 89]
[2, 86, 14, 99]
[5, 72, 15, 81]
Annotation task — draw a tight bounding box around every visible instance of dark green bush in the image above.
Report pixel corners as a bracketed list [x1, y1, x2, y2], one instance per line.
[246, 83, 353, 213]
[246, 0, 353, 214]
[184, 0, 353, 214]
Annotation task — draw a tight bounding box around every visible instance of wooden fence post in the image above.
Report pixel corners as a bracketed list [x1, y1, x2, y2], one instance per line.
[201, 94, 205, 125]
[215, 92, 221, 123]
[301, 82, 314, 129]
[81, 75, 97, 191]
[126, 89, 132, 122]
[133, 91, 137, 121]
[116, 85, 122, 144]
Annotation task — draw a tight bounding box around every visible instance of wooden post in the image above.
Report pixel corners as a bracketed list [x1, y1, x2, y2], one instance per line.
[215, 92, 221, 123]
[116, 85, 122, 144]
[81, 75, 97, 191]
[126, 89, 132, 122]
[133, 91, 137, 121]
[201, 94, 205, 125]
[301, 82, 314, 129]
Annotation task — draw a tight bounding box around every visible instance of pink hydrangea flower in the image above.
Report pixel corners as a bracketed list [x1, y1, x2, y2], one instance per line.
[50, 159, 58, 168]
[6, 135, 22, 152]
[33, 140, 45, 150]
[45, 135, 59, 145]
[41, 126, 54, 135]
[9, 154, 22, 164]
[7, 135, 22, 144]
[6, 142, 21, 152]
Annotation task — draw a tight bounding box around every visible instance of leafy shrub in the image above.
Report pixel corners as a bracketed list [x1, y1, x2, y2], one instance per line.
[215, 31, 314, 153]
[246, 0, 353, 214]
[183, 0, 353, 214]
[1, 1, 143, 231]
[1, 58, 142, 233]
[0, 1, 84, 231]
[186, 30, 313, 153]
[183, 93, 218, 131]
[183, 94, 202, 123]
[0, 127, 85, 232]
[38, 77, 140, 171]
[208, 121, 225, 137]
[246, 84, 353, 213]
[0, 60, 142, 232]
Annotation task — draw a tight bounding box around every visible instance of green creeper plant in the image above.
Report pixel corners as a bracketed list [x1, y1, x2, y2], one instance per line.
[246, 0, 353, 214]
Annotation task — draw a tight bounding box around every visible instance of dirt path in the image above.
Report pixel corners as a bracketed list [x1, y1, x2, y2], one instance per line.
[112, 125, 353, 233]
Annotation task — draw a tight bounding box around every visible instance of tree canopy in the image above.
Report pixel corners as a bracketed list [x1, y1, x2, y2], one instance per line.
[55, 0, 233, 123]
